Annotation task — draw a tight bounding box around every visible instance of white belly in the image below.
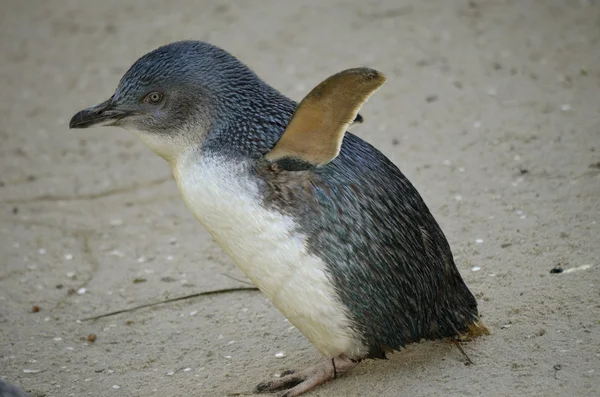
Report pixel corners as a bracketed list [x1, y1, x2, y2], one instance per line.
[172, 152, 366, 359]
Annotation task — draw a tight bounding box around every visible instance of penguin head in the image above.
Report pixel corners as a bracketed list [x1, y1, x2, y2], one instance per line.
[69, 41, 271, 161]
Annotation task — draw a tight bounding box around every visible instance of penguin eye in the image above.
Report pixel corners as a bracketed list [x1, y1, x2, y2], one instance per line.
[143, 92, 164, 104]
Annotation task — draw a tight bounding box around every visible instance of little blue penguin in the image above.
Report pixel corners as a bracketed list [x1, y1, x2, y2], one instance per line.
[69, 41, 489, 397]
[0, 379, 31, 397]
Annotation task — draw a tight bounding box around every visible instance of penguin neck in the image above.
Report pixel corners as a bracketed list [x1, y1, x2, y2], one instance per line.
[203, 82, 297, 160]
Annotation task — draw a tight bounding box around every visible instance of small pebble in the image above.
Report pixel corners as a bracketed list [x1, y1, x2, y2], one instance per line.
[112, 385, 120, 389]
[511, 177, 525, 187]
[87, 334, 97, 343]
[166, 255, 174, 261]
[471, 266, 481, 272]
[66, 272, 76, 279]
[38, 248, 46, 255]
[189, 310, 198, 316]
[109, 250, 124, 257]
[110, 219, 123, 226]
[560, 104, 571, 111]
[167, 371, 174, 376]
[64, 254, 73, 260]
[275, 352, 286, 358]
[224, 356, 232, 359]
[23, 369, 39, 373]
[550, 266, 563, 274]
[183, 368, 191, 372]
[475, 239, 484, 244]
[32, 305, 41, 313]
[54, 337, 62, 341]
[77, 288, 87, 295]
[537, 329, 546, 337]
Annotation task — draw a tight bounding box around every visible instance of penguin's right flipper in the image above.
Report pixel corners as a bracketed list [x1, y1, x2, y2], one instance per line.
[266, 68, 386, 166]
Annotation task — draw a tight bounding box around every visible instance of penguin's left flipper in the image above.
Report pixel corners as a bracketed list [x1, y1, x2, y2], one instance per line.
[254, 355, 359, 397]
[266, 67, 386, 167]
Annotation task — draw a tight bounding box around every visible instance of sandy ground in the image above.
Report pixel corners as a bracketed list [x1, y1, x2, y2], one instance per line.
[0, 0, 599, 396]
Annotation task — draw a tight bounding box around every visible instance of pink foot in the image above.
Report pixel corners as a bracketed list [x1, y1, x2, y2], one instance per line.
[254, 354, 359, 397]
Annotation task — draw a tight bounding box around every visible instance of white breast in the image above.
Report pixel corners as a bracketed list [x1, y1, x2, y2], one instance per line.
[172, 152, 367, 359]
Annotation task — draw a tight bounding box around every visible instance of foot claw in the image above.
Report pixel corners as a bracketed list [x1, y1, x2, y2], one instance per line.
[254, 381, 271, 393]
[254, 373, 304, 393]
[279, 369, 296, 377]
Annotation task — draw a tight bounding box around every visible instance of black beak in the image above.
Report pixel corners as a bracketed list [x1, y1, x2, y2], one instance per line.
[69, 98, 130, 129]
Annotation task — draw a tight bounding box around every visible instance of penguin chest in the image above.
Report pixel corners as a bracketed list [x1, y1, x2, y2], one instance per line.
[173, 154, 366, 359]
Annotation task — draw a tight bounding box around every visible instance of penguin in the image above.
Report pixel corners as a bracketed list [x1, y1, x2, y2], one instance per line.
[0, 379, 31, 397]
[69, 41, 488, 397]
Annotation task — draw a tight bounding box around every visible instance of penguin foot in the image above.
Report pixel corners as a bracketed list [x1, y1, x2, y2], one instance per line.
[254, 354, 358, 397]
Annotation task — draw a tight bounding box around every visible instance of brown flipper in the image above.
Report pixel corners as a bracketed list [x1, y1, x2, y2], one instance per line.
[266, 68, 386, 166]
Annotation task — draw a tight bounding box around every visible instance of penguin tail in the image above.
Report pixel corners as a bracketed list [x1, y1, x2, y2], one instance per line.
[459, 319, 490, 341]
